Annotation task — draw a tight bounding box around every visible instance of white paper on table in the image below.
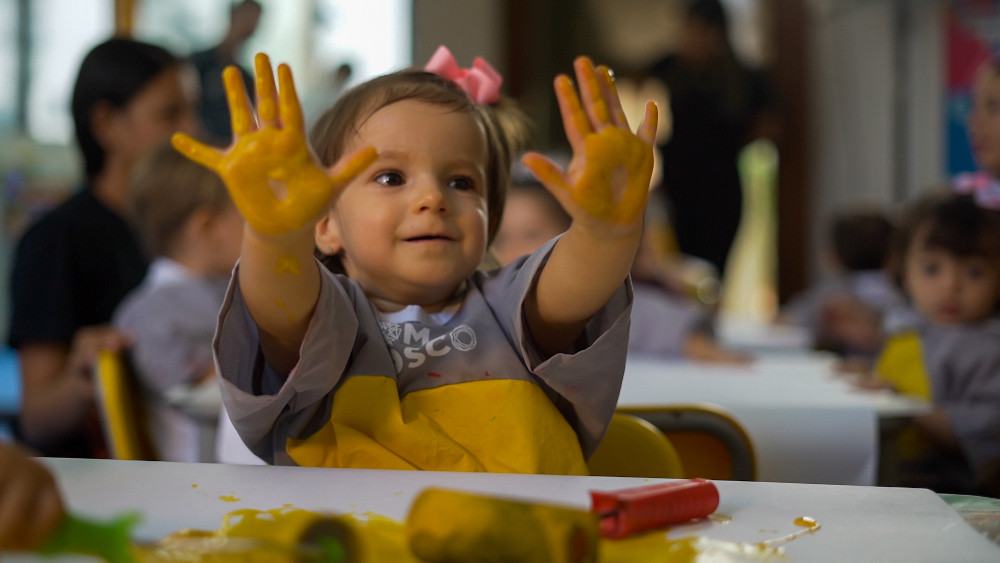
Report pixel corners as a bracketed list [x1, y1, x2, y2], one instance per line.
[33, 459, 1000, 562]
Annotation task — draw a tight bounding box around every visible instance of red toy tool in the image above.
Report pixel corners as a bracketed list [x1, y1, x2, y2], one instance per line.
[590, 478, 720, 539]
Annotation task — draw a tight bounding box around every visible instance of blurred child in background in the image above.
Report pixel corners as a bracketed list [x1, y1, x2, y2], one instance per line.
[112, 143, 244, 462]
[863, 189, 1000, 496]
[493, 177, 748, 364]
[780, 205, 903, 361]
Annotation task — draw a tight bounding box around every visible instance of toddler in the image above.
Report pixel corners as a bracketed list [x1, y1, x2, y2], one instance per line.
[491, 176, 572, 267]
[113, 143, 244, 462]
[868, 189, 1000, 496]
[172, 48, 658, 474]
[781, 205, 903, 360]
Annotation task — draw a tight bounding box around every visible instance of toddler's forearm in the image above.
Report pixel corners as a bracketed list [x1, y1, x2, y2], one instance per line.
[237, 225, 320, 372]
[528, 223, 641, 355]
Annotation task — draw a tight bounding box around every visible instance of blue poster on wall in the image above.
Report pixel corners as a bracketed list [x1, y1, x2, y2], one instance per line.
[947, 2, 1000, 176]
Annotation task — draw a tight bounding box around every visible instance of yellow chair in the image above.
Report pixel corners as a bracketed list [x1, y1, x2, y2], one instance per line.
[587, 413, 684, 478]
[93, 349, 156, 460]
[620, 404, 757, 481]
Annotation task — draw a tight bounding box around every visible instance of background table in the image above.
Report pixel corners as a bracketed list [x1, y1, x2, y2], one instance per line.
[15, 458, 1000, 562]
[619, 354, 931, 486]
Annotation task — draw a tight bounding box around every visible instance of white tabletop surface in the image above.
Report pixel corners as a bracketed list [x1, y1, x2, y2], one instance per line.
[619, 354, 932, 486]
[20, 458, 1000, 562]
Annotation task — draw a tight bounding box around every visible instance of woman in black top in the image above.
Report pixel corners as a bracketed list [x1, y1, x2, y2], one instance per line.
[7, 38, 198, 457]
[649, 0, 776, 278]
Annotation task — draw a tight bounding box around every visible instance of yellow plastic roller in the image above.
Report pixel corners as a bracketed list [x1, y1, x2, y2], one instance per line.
[406, 488, 600, 563]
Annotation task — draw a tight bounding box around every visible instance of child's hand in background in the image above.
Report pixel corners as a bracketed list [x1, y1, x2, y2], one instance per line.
[172, 53, 376, 238]
[0, 443, 65, 550]
[523, 56, 657, 236]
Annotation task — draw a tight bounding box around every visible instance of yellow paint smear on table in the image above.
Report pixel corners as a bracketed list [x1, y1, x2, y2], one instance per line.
[219, 495, 241, 502]
[135, 508, 415, 562]
[134, 505, 820, 562]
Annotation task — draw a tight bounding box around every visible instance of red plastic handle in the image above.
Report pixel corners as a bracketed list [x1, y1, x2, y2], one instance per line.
[590, 478, 720, 539]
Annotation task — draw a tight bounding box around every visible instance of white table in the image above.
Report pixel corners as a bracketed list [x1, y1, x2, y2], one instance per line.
[18, 459, 1000, 562]
[619, 354, 932, 486]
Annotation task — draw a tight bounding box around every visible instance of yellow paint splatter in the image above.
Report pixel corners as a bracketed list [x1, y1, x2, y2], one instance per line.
[137, 506, 819, 562]
[191, 484, 198, 488]
[793, 516, 819, 529]
[219, 495, 242, 502]
[760, 517, 822, 548]
[274, 255, 302, 276]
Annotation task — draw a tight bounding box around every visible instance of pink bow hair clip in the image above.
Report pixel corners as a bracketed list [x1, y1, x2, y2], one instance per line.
[424, 45, 503, 105]
[952, 172, 1000, 210]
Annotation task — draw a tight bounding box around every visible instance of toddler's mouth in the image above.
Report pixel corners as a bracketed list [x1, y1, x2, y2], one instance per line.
[406, 234, 452, 242]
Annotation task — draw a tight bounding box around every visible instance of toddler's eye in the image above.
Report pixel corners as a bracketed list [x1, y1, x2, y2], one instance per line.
[375, 172, 404, 186]
[920, 261, 940, 277]
[448, 176, 476, 191]
[964, 263, 987, 279]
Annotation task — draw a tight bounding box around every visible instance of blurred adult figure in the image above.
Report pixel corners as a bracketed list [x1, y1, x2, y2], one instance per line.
[6, 38, 198, 457]
[189, 0, 263, 142]
[648, 0, 777, 278]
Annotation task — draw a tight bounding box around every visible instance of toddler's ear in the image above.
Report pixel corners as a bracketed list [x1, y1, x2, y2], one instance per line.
[314, 213, 343, 255]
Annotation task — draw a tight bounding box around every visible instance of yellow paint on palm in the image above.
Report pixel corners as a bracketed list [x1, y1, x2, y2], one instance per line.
[171, 54, 378, 238]
[577, 128, 653, 223]
[531, 127, 653, 225]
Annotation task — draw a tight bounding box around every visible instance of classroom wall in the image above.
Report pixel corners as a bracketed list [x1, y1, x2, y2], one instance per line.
[806, 0, 944, 280]
[411, 0, 506, 76]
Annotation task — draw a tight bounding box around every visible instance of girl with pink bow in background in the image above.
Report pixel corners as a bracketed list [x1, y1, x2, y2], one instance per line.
[172, 46, 658, 474]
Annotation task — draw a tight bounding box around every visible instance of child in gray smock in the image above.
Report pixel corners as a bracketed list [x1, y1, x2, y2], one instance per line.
[113, 144, 244, 462]
[869, 190, 1000, 496]
[781, 205, 903, 359]
[174, 48, 660, 474]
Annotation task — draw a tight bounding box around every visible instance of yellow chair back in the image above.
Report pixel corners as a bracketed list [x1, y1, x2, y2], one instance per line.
[587, 413, 684, 478]
[94, 349, 156, 460]
[620, 404, 756, 481]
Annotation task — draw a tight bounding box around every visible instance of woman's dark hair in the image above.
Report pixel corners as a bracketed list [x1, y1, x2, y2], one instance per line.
[687, 0, 729, 34]
[309, 69, 528, 274]
[71, 38, 179, 180]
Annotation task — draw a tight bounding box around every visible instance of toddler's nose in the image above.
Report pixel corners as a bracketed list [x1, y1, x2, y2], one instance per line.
[412, 177, 449, 213]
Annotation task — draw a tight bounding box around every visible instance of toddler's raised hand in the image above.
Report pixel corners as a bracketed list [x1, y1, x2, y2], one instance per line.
[172, 53, 376, 237]
[523, 57, 657, 232]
